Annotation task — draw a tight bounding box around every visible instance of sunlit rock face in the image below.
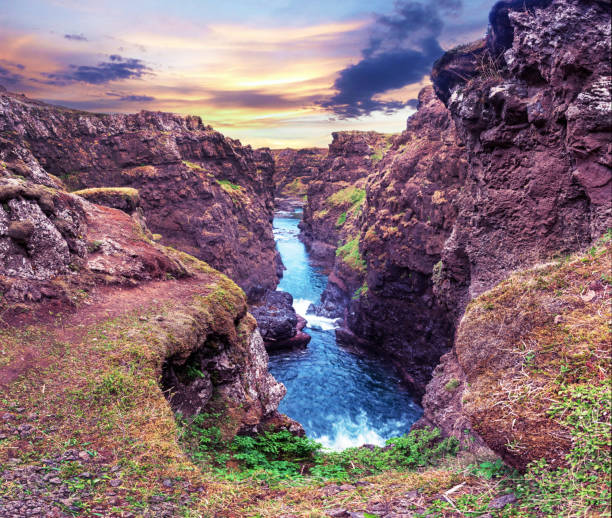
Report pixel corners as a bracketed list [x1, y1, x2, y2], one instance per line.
[0, 90, 281, 301]
[420, 0, 612, 457]
[432, 0, 612, 321]
[346, 87, 467, 397]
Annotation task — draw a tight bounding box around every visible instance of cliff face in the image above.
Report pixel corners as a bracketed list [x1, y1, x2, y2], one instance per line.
[0, 91, 280, 300]
[271, 148, 326, 208]
[299, 131, 389, 318]
[419, 0, 612, 453]
[0, 171, 285, 432]
[346, 87, 467, 395]
[432, 0, 611, 321]
[301, 131, 389, 262]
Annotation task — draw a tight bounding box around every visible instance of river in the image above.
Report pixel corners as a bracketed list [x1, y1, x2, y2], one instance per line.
[267, 209, 423, 450]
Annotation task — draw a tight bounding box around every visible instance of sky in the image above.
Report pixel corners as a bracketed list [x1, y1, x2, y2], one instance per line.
[0, 0, 496, 148]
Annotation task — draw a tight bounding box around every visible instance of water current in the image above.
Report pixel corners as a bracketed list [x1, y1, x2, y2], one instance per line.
[267, 210, 423, 450]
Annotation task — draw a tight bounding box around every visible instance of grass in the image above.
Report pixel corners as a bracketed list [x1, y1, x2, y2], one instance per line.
[336, 237, 367, 273]
[182, 160, 204, 171]
[72, 186, 140, 201]
[452, 232, 612, 516]
[281, 177, 308, 197]
[336, 211, 347, 227]
[217, 179, 241, 192]
[178, 419, 459, 485]
[352, 281, 368, 300]
[327, 186, 366, 209]
[370, 150, 383, 164]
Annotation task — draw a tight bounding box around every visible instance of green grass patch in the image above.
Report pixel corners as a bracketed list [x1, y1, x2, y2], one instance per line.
[182, 160, 204, 171]
[352, 281, 368, 300]
[177, 419, 459, 486]
[327, 186, 366, 209]
[217, 179, 242, 192]
[336, 237, 366, 273]
[370, 150, 383, 164]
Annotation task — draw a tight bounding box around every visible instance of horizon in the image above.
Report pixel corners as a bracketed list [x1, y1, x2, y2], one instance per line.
[0, 0, 495, 148]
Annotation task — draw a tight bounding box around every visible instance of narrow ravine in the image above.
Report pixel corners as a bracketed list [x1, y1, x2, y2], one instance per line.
[268, 208, 423, 450]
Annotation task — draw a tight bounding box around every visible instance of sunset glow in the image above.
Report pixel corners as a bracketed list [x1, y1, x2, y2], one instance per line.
[0, 0, 492, 147]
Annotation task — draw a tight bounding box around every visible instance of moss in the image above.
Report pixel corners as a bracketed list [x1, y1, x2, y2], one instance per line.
[217, 179, 241, 191]
[336, 237, 367, 273]
[73, 186, 140, 201]
[281, 177, 308, 197]
[327, 186, 366, 209]
[182, 160, 204, 171]
[457, 234, 612, 475]
[444, 378, 460, 392]
[370, 150, 383, 164]
[352, 281, 369, 300]
[336, 211, 347, 227]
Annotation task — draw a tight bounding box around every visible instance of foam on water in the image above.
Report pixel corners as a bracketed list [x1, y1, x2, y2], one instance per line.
[312, 414, 388, 451]
[293, 298, 340, 331]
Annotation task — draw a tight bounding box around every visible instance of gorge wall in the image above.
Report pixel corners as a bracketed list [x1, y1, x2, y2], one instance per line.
[271, 148, 326, 210]
[298, 0, 611, 404]
[0, 90, 280, 301]
[422, 0, 612, 456]
[0, 172, 286, 435]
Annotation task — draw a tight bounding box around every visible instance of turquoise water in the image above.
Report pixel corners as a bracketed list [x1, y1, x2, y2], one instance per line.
[267, 211, 422, 450]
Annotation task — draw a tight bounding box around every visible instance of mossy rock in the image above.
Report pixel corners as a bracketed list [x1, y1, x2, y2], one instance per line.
[73, 187, 140, 213]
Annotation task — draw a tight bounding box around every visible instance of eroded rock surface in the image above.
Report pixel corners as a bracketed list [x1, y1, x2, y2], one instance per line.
[346, 87, 467, 396]
[0, 91, 280, 300]
[271, 148, 326, 211]
[250, 290, 311, 350]
[419, 0, 612, 455]
[432, 0, 612, 322]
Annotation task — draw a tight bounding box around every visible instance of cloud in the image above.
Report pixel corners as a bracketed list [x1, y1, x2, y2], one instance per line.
[0, 65, 25, 87]
[64, 33, 88, 41]
[205, 89, 318, 110]
[322, 0, 460, 118]
[106, 92, 156, 102]
[45, 55, 152, 84]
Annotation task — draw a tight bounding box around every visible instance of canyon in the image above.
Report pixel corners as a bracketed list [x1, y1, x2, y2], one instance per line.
[0, 0, 610, 516]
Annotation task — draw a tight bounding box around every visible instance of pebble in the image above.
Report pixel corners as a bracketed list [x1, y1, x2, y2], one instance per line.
[489, 493, 517, 509]
[109, 478, 122, 487]
[78, 450, 90, 461]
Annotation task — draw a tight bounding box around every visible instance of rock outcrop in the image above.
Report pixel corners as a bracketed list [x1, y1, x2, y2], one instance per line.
[271, 148, 326, 211]
[0, 167, 285, 434]
[250, 290, 311, 350]
[423, 238, 611, 469]
[418, 0, 612, 456]
[301, 131, 389, 263]
[0, 90, 280, 301]
[346, 87, 467, 395]
[432, 0, 611, 322]
[300, 132, 389, 319]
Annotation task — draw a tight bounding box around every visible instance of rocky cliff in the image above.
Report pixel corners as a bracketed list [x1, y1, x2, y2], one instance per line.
[271, 148, 326, 210]
[0, 90, 280, 301]
[432, 0, 611, 323]
[345, 87, 467, 395]
[0, 153, 293, 514]
[299, 131, 390, 318]
[0, 167, 286, 428]
[419, 0, 612, 453]
[295, 0, 611, 406]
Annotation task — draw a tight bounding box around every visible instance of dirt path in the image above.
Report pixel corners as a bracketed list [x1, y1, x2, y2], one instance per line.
[0, 275, 215, 387]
